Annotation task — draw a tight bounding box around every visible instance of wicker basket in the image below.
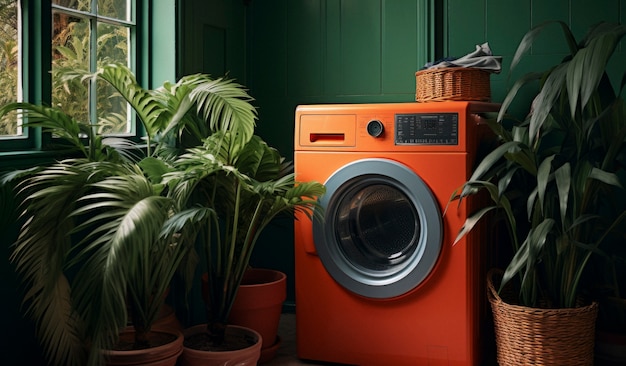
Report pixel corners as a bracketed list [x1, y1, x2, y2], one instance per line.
[487, 269, 598, 366]
[415, 67, 491, 102]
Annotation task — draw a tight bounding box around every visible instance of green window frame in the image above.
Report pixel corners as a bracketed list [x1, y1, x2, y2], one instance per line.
[0, 0, 167, 165]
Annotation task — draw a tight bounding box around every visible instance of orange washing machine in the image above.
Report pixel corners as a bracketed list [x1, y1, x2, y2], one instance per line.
[293, 101, 500, 366]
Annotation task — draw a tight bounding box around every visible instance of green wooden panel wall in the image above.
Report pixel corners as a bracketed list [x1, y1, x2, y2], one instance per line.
[178, 0, 247, 81]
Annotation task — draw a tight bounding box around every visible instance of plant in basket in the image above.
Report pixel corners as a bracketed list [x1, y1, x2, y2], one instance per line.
[449, 21, 626, 365]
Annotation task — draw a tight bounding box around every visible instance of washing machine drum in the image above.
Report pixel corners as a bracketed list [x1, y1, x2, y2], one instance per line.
[313, 158, 443, 299]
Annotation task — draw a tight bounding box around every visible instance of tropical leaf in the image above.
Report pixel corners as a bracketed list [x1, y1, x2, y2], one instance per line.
[0, 102, 90, 157]
[576, 23, 626, 111]
[465, 141, 520, 186]
[554, 162, 571, 230]
[188, 76, 257, 148]
[529, 64, 567, 143]
[453, 205, 498, 245]
[89, 64, 166, 141]
[498, 72, 543, 123]
[509, 20, 578, 73]
[536, 154, 555, 213]
[501, 218, 555, 294]
[9, 161, 98, 366]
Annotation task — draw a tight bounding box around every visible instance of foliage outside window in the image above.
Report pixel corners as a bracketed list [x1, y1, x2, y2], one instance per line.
[53, 0, 134, 135]
[0, 0, 135, 143]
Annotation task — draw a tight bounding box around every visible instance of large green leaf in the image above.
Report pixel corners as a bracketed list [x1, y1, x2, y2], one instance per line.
[575, 23, 626, 111]
[589, 166, 622, 188]
[8, 161, 96, 366]
[536, 155, 555, 214]
[466, 141, 519, 182]
[498, 72, 543, 123]
[188, 76, 258, 148]
[453, 205, 498, 245]
[509, 20, 578, 72]
[501, 218, 555, 295]
[554, 162, 571, 230]
[529, 64, 567, 143]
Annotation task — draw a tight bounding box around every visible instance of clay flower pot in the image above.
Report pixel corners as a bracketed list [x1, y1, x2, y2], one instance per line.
[228, 268, 287, 363]
[104, 327, 184, 366]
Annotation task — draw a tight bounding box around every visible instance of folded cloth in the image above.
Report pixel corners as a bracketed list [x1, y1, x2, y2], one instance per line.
[424, 42, 502, 73]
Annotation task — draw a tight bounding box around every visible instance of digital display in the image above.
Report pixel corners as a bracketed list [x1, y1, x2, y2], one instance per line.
[422, 118, 438, 130]
[394, 113, 458, 145]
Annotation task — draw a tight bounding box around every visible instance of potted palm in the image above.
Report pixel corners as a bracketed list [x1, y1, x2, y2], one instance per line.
[0, 63, 263, 366]
[450, 21, 626, 365]
[164, 125, 325, 365]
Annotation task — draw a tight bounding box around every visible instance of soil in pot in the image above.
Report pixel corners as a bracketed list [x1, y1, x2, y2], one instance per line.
[180, 324, 261, 366]
[184, 331, 257, 352]
[113, 331, 177, 351]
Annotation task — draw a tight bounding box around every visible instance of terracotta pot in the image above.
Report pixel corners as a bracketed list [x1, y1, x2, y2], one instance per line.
[104, 327, 184, 366]
[179, 324, 261, 366]
[202, 269, 287, 363]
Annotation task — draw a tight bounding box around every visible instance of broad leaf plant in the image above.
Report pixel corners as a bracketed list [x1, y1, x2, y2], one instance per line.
[451, 21, 626, 309]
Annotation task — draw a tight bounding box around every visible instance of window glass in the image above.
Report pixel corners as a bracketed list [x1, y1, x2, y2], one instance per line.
[96, 22, 130, 134]
[0, 0, 20, 137]
[52, 11, 90, 123]
[52, 0, 134, 135]
[52, 0, 91, 13]
[98, 0, 129, 21]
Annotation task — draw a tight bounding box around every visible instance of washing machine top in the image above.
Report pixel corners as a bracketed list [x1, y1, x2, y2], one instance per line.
[295, 101, 499, 153]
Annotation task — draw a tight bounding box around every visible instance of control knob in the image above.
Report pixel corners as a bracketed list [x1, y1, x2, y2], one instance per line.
[367, 120, 384, 137]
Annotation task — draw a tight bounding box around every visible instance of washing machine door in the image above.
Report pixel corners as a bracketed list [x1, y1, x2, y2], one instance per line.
[314, 158, 443, 299]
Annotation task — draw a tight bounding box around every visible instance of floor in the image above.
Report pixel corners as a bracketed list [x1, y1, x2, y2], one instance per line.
[263, 313, 345, 366]
[261, 313, 498, 366]
[262, 313, 312, 366]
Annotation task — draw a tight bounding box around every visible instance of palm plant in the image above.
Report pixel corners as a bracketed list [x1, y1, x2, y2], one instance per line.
[450, 21, 626, 308]
[0, 63, 259, 366]
[164, 130, 325, 346]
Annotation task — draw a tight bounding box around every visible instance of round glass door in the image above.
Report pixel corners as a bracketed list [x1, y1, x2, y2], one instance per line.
[314, 158, 442, 299]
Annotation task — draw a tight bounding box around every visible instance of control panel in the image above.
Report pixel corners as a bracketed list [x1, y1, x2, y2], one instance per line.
[394, 113, 458, 145]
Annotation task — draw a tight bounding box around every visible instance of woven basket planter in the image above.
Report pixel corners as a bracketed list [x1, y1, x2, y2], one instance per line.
[415, 67, 491, 102]
[487, 269, 598, 366]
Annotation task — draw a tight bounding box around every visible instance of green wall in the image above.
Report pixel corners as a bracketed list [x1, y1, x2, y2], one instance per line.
[178, 0, 247, 81]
